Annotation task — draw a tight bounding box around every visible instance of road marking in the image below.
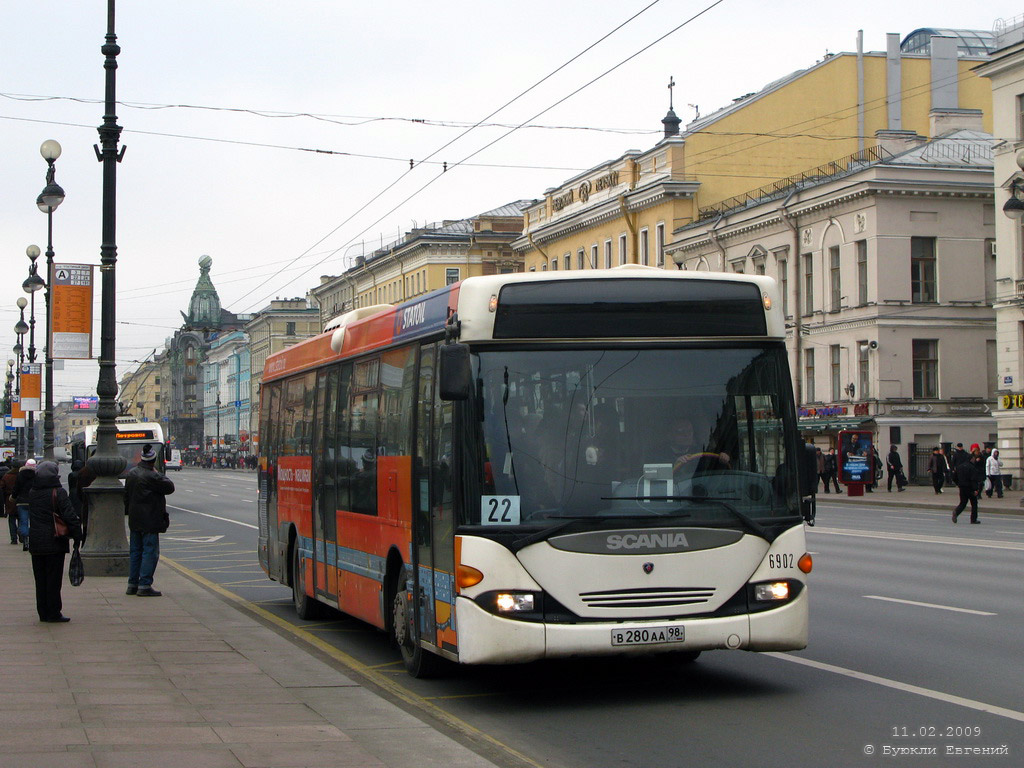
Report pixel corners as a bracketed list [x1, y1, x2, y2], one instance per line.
[809, 526, 1024, 551]
[165, 535, 225, 544]
[185, 489, 195, 493]
[210, 494, 221, 497]
[163, 559, 546, 768]
[863, 595, 996, 616]
[767, 653, 1024, 723]
[168, 504, 257, 529]
[243, 499, 254, 503]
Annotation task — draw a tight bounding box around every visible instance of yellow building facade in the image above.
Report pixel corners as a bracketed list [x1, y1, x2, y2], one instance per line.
[515, 32, 993, 269]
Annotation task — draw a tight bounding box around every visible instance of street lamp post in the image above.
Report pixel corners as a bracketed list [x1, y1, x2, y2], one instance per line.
[21, 251, 44, 458]
[37, 139, 65, 461]
[4, 361, 13, 446]
[215, 391, 221, 464]
[13, 298, 27, 457]
[83, 0, 129, 576]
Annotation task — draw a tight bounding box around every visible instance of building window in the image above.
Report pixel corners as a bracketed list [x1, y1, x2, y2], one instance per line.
[656, 223, 665, 267]
[541, 260, 548, 271]
[829, 245, 841, 311]
[912, 339, 938, 399]
[564, 253, 571, 271]
[640, 228, 650, 266]
[804, 348, 815, 403]
[577, 248, 585, 270]
[778, 259, 788, 317]
[446, 268, 460, 285]
[830, 344, 841, 401]
[591, 245, 598, 270]
[604, 239, 612, 270]
[856, 240, 867, 305]
[551, 258, 558, 271]
[285, 321, 296, 336]
[1018, 94, 1024, 140]
[619, 234, 627, 265]
[802, 254, 813, 315]
[858, 341, 869, 400]
[910, 237, 936, 303]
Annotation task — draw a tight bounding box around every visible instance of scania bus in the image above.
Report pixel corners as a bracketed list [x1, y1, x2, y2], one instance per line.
[257, 266, 814, 676]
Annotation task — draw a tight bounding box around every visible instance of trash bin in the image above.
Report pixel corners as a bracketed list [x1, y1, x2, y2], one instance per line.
[1002, 474, 1013, 491]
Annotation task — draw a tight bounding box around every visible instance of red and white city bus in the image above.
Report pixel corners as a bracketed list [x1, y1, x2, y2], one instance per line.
[258, 266, 814, 676]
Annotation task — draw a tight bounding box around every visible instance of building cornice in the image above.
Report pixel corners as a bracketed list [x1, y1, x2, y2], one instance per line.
[669, 176, 994, 253]
[513, 178, 699, 252]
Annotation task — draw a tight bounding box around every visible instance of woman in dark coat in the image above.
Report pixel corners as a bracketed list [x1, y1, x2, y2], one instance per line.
[27, 461, 83, 623]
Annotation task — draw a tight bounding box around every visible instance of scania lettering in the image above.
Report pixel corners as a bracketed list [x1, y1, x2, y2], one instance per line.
[257, 267, 813, 677]
[606, 532, 689, 550]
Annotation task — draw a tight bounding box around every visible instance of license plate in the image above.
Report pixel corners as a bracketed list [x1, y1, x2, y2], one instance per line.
[610, 625, 685, 646]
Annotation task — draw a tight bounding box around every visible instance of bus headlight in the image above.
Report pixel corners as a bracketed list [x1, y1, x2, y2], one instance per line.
[495, 593, 535, 613]
[753, 582, 790, 602]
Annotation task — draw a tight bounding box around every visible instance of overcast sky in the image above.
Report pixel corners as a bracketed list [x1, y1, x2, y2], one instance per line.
[1, 0, 1018, 401]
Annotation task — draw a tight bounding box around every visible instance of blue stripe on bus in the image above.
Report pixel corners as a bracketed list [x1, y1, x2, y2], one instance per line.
[391, 287, 452, 343]
[298, 536, 386, 583]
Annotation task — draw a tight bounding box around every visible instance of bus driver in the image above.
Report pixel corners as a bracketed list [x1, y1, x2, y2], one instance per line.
[651, 415, 730, 476]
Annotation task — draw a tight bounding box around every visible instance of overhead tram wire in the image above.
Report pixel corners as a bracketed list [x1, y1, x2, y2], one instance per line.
[226, 0, 671, 312]
[237, 0, 730, 314]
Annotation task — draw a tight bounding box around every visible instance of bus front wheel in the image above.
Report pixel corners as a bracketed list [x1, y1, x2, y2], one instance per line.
[291, 538, 319, 620]
[391, 566, 446, 678]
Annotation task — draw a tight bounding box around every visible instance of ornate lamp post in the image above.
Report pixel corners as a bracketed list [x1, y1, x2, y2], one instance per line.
[37, 139, 65, 460]
[4, 360, 14, 441]
[21, 253, 43, 458]
[13, 298, 27, 457]
[83, 0, 129, 575]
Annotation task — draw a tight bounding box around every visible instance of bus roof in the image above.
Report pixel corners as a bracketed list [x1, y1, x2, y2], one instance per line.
[263, 266, 783, 384]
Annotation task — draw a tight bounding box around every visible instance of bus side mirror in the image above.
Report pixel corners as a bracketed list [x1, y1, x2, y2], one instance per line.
[439, 343, 472, 401]
[798, 443, 818, 498]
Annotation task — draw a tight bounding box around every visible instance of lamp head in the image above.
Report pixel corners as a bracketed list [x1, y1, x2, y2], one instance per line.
[14, 319, 29, 336]
[39, 140, 62, 162]
[1003, 193, 1024, 221]
[22, 273, 45, 293]
[37, 183, 65, 213]
[16, 297, 27, 310]
[26, 245, 40, 261]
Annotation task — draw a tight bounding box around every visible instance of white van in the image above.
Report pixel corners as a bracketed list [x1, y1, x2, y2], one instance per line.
[166, 449, 183, 471]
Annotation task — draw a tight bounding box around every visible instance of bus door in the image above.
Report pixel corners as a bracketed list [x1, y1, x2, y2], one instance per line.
[414, 343, 458, 655]
[313, 366, 341, 603]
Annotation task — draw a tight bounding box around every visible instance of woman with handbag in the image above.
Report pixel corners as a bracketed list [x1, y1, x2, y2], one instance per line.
[27, 461, 82, 623]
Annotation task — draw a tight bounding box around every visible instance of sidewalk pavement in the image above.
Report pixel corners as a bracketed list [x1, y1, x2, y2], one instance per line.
[814, 479, 1024, 516]
[0, 541, 498, 768]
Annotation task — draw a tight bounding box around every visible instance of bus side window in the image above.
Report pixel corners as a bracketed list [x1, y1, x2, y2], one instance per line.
[334, 364, 353, 513]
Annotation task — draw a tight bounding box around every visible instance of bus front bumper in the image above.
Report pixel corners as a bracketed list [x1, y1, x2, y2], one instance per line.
[453, 590, 808, 665]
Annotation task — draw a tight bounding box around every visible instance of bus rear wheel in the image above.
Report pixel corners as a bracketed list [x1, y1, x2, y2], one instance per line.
[391, 566, 447, 678]
[291, 538, 319, 620]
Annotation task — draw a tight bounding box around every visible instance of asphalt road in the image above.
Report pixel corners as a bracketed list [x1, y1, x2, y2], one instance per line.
[158, 469, 1024, 768]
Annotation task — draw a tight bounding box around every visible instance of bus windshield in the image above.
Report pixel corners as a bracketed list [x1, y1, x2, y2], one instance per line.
[469, 345, 800, 531]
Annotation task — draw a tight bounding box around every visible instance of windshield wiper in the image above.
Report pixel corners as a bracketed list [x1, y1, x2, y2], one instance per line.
[669, 495, 770, 540]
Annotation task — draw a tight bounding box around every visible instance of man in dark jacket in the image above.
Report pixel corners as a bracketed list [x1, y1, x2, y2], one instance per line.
[886, 445, 906, 492]
[124, 445, 175, 596]
[950, 443, 969, 472]
[28, 461, 83, 622]
[952, 452, 984, 525]
[1, 458, 15, 544]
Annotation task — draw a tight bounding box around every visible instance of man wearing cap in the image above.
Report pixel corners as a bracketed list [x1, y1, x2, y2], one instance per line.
[124, 445, 175, 596]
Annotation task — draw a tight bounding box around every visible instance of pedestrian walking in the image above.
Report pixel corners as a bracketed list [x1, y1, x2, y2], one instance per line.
[14, 458, 37, 551]
[823, 448, 841, 492]
[952, 450, 984, 524]
[984, 447, 1004, 499]
[816, 447, 826, 493]
[124, 445, 175, 597]
[27, 461, 83, 623]
[927, 447, 947, 494]
[886, 444, 907, 492]
[0, 458, 15, 544]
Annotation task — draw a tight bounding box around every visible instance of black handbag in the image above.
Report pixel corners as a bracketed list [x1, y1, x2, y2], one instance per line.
[69, 543, 84, 587]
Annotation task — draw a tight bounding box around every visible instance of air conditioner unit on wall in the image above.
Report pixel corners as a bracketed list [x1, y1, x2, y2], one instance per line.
[988, 240, 997, 258]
